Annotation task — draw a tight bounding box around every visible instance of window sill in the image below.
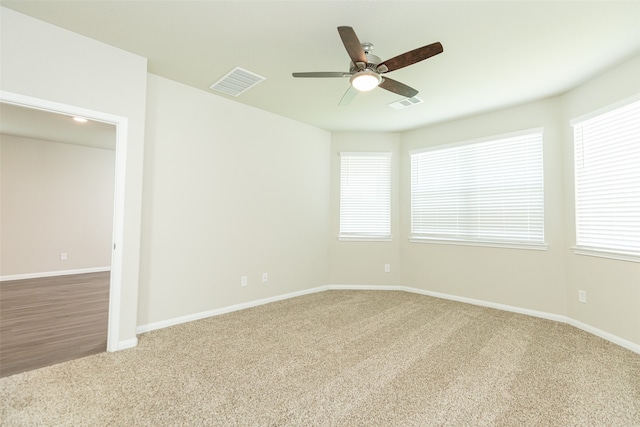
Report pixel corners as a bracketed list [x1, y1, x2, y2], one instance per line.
[409, 237, 548, 251]
[571, 246, 640, 263]
[338, 236, 393, 242]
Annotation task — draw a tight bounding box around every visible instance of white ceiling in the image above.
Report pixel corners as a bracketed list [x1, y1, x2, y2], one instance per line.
[0, 103, 116, 150]
[2, 1, 640, 132]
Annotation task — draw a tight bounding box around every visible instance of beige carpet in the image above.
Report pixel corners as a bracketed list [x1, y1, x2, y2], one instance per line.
[1, 290, 639, 426]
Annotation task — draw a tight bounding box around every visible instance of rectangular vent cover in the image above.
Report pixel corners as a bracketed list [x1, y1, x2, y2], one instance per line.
[388, 96, 424, 110]
[209, 67, 266, 97]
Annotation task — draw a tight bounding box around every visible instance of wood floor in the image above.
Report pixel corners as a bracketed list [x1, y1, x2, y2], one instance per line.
[0, 271, 110, 377]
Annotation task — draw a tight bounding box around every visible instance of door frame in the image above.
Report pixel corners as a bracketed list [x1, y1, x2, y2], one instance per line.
[1, 90, 127, 352]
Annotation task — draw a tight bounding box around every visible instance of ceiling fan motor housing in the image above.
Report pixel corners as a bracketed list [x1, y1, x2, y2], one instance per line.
[349, 47, 384, 92]
[349, 52, 383, 74]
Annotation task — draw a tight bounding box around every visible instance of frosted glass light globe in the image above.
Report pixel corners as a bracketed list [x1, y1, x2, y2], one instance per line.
[350, 70, 382, 92]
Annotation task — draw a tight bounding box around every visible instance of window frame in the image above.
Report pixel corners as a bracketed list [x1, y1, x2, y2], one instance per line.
[338, 151, 392, 242]
[570, 95, 640, 263]
[409, 128, 547, 251]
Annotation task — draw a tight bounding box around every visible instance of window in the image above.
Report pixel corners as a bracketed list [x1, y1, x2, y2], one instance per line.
[410, 129, 544, 249]
[339, 152, 391, 240]
[572, 97, 640, 262]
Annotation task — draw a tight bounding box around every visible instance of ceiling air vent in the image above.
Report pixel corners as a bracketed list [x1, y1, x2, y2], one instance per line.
[209, 67, 265, 97]
[388, 96, 424, 110]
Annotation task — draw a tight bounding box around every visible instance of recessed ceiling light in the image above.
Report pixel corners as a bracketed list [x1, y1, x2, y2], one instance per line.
[73, 117, 88, 123]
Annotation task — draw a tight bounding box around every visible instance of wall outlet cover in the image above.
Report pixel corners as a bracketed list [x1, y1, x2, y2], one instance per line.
[578, 290, 587, 303]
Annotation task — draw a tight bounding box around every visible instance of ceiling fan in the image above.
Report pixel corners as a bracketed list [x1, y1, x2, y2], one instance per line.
[292, 26, 443, 106]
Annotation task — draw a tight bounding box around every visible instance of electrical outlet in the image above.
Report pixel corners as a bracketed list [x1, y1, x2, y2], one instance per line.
[578, 290, 587, 303]
[60, 252, 68, 261]
[241, 276, 248, 287]
[384, 264, 391, 273]
[262, 273, 268, 283]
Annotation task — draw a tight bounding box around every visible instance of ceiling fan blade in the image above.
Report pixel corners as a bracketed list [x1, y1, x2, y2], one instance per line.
[378, 42, 443, 73]
[292, 72, 350, 78]
[379, 77, 419, 98]
[338, 26, 367, 65]
[338, 86, 358, 107]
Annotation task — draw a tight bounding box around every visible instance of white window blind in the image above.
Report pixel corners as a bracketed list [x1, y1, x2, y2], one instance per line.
[572, 98, 640, 258]
[339, 152, 391, 240]
[410, 130, 544, 247]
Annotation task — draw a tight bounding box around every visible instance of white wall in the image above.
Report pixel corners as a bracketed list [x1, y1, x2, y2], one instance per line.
[329, 132, 401, 286]
[137, 74, 330, 326]
[561, 56, 640, 345]
[0, 135, 115, 275]
[0, 7, 148, 344]
[400, 97, 568, 316]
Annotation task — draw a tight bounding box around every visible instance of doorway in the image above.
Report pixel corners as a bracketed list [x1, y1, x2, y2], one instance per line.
[0, 91, 128, 374]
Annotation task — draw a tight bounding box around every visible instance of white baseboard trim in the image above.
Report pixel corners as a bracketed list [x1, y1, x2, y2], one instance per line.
[399, 286, 568, 323]
[327, 284, 401, 291]
[114, 337, 138, 351]
[0, 267, 111, 282]
[136, 286, 328, 334]
[134, 283, 639, 355]
[328, 283, 565, 322]
[566, 318, 640, 355]
[328, 284, 639, 354]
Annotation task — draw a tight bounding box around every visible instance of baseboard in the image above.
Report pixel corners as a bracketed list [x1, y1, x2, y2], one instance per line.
[327, 284, 402, 291]
[0, 267, 111, 282]
[115, 337, 138, 351]
[566, 318, 640, 355]
[136, 286, 328, 334]
[329, 284, 639, 354]
[400, 286, 568, 323]
[134, 283, 639, 355]
[328, 283, 566, 323]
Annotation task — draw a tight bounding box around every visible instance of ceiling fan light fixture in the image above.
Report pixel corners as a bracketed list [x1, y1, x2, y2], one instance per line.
[350, 69, 382, 92]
